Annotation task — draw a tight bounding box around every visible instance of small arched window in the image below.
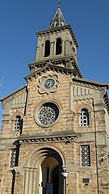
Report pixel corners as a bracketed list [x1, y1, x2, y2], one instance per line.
[56, 38, 62, 55]
[80, 108, 89, 126]
[14, 115, 22, 131]
[44, 40, 50, 57]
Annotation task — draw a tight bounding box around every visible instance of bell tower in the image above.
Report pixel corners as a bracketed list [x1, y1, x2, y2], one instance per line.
[34, 4, 79, 73]
[0, 2, 109, 194]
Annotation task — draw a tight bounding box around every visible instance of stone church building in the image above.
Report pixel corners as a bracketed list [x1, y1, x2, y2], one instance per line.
[0, 4, 109, 194]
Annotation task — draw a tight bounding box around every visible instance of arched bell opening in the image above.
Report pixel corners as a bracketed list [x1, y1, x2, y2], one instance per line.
[56, 38, 62, 55]
[44, 40, 50, 57]
[23, 147, 65, 194]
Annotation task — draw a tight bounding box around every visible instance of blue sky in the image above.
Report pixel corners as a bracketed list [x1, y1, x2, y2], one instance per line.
[0, 0, 109, 126]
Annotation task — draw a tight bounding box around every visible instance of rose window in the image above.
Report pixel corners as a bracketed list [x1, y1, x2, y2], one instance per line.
[38, 102, 59, 126]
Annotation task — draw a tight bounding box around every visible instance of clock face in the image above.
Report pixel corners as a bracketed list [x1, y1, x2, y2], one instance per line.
[44, 78, 55, 89]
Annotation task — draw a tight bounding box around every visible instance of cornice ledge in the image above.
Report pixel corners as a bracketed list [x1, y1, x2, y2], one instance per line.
[18, 132, 77, 144]
[36, 24, 78, 48]
[28, 55, 77, 67]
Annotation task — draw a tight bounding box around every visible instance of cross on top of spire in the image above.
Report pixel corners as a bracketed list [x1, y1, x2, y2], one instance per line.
[49, 2, 67, 29]
[58, 0, 61, 7]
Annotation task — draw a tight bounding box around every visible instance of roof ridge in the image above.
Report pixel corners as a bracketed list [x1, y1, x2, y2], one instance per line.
[73, 77, 108, 87]
[0, 85, 27, 101]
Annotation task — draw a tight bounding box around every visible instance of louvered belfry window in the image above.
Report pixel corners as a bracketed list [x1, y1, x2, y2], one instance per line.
[56, 38, 62, 55]
[44, 40, 50, 57]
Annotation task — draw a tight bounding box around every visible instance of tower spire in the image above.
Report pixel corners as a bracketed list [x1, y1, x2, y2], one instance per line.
[49, 2, 67, 28]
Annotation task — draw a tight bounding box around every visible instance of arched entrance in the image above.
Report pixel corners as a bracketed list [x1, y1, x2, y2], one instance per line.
[23, 147, 65, 194]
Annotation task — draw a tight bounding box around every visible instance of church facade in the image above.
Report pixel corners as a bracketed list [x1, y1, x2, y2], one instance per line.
[0, 5, 109, 194]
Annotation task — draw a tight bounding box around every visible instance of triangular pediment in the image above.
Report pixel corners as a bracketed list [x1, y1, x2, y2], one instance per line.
[25, 62, 82, 81]
[27, 56, 82, 80]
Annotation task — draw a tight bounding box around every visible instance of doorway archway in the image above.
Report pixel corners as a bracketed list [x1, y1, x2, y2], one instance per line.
[23, 147, 65, 194]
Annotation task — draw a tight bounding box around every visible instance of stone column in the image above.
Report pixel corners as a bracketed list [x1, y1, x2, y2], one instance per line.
[61, 167, 69, 194]
[41, 44, 44, 58]
[64, 40, 70, 56]
[50, 42, 55, 56]
[32, 169, 38, 194]
[62, 40, 64, 55]
[36, 46, 40, 60]
[23, 168, 38, 194]
[23, 168, 30, 194]
[28, 169, 34, 194]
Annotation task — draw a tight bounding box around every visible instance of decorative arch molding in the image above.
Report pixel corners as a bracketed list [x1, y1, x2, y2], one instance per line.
[11, 111, 23, 121]
[24, 145, 66, 168]
[74, 98, 93, 114]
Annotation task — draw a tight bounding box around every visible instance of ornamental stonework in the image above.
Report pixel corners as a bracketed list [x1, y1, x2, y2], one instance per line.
[38, 74, 58, 94]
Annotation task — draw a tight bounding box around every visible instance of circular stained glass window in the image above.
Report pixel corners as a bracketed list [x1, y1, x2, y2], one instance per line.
[38, 102, 59, 126]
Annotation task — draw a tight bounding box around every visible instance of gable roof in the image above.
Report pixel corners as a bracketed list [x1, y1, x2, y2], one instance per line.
[73, 77, 109, 88]
[25, 62, 82, 81]
[0, 85, 27, 102]
[73, 77, 109, 114]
